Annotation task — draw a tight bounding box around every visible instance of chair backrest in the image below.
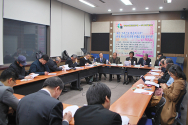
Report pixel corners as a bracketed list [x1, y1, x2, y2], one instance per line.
[176, 90, 186, 112]
[36, 51, 43, 59]
[153, 97, 166, 125]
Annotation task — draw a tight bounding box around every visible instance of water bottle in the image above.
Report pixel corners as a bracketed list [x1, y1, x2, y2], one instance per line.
[150, 62, 152, 67]
[134, 61, 136, 66]
[106, 59, 108, 65]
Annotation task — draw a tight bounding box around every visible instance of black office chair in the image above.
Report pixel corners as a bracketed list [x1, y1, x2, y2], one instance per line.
[174, 90, 186, 125]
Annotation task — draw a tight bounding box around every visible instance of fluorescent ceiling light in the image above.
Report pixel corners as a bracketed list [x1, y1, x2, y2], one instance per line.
[132, 8, 136, 10]
[120, 9, 123, 11]
[167, 0, 172, 3]
[159, 6, 163, 9]
[145, 7, 149, 10]
[79, 0, 95, 7]
[108, 9, 111, 12]
[121, 0, 133, 5]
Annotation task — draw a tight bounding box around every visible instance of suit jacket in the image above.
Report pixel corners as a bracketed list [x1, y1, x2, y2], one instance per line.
[0, 82, 19, 125]
[109, 57, 120, 64]
[154, 59, 160, 66]
[29, 59, 50, 75]
[16, 90, 68, 125]
[47, 59, 62, 72]
[161, 78, 186, 125]
[74, 104, 122, 125]
[126, 57, 137, 65]
[65, 57, 77, 68]
[8, 61, 29, 79]
[96, 57, 106, 64]
[158, 71, 170, 84]
[79, 57, 92, 66]
[137, 58, 151, 66]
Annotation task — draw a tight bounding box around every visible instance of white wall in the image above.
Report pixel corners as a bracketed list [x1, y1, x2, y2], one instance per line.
[0, 0, 3, 65]
[85, 13, 91, 36]
[4, 0, 50, 25]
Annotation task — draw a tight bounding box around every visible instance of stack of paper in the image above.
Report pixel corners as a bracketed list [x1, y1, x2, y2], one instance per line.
[145, 76, 155, 80]
[151, 69, 161, 72]
[117, 64, 123, 66]
[134, 89, 153, 95]
[150, 72, 160, 75]
[111, 63, 117, 66]
[60, 65, 71, 70]
[145, 81, 159, 87]
[121, 116, 130, 125]
[134, 65, 141, 67]
[48, 73, 57, 76]
[63, 105, 79, 117]
[29, 74, 39, 78]
[75, 67, 83, 69]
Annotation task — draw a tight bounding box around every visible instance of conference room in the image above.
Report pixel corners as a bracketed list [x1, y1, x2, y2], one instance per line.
[0, 0, 188, 125]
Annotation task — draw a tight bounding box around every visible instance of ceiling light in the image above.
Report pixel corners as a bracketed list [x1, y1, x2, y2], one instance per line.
[167, 0, 172, 3]
[145, 7, 149, 10]
[159, 6, 163, 9]
[132, 8, 136, 10]
[108, 9, 111, 12]
[120, 9, 123, 11]
[79, 0, 95, 7]
[121, 0, 133, 5]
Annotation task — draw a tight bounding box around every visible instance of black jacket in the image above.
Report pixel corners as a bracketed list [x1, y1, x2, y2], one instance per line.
[154, 59, 160, 66]
[8, 61, 29, 79]
[47, 59, 62, 72]
[96, 57, 106, 64]
[126, 57, 137, 65]
[158, 71, 170, 84]
[137, 58, 151, 66]
[65, 57, 77, 68]
[29, 59, 50, 75]
[74, 104, 122, 125]
[16, 90, 68, 125]
[79, 57, 92, 66]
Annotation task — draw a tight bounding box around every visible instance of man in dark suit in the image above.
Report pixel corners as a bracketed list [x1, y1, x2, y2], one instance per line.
[0, 69, 19, 125]
[126, 51, 137, 65]
[109, 52, 121, 82]
[96, 53, 106, 80]
[79, 53, 93, 85]
[47, 57, 62, 72]
[29, 54, 50, 75]
[154, 53, 163, 66]
[16, 77, 72, 125]
[74, 82, 122, 125]
[65, 54, 78, 68]
[137, 54, 151, 67]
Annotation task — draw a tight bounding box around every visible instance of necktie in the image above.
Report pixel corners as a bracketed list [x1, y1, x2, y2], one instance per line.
[100, 58, 102, 63]
[144, 61, 146, 65]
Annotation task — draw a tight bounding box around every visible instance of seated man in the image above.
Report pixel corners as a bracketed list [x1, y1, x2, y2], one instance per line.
[8, 55, 32, 79]
[126, 51, 137, 65]
[66, 54, 78, 68]
[154, 53, 163, 66]
[80, 53, 93, 85]
[160, 59, 166, 73]
[0, 69, 19, 125]
[16, 77, 72, 125]
[96, 53, 106, 80]
[29, 54, 50, 75]
[47, 57, 62, 72]
[137, 54, 151, 67]
[74, 82, 122, 125]
[109, 52, 120, 82]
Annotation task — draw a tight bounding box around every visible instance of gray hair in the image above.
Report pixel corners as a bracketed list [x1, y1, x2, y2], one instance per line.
[143, 53, 148, 57]
[166, 58, 174, 64]
[42, 76, 64, 90]
[85, 52, 90, 56]
[71, 54, 77, 59]
[55, 57, 61, 63]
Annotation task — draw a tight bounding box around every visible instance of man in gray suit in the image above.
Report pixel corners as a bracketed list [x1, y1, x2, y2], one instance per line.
[16, 76, 72, 125]
[0, 69, 19, 125]
[109, 52, 121, 82]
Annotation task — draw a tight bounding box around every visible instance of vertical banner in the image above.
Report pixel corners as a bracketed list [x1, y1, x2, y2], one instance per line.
[113, 21, 156, 57]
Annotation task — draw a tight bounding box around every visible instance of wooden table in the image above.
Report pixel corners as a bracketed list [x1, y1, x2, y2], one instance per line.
[110, 70, 161, 124]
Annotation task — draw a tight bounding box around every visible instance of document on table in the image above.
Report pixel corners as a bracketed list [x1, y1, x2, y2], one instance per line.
[75, 67, 84, 69]
[63, 105, 79, 117]
[145, 76, 155, 80]
[145, 81, 159, 87]
[150, 72, 160, 75]
[121, 116, 129, 125]
[48, 73, 57, 75]
[134, 89, 153, 95]
[134, 65, 141, 67]
[151, 69, 161, 72]
[60, 65, 71, 70]
[29, 74, 39, 78]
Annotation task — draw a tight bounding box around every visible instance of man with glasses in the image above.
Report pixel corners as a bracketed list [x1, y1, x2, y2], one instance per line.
[0, 69, 19, 125]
